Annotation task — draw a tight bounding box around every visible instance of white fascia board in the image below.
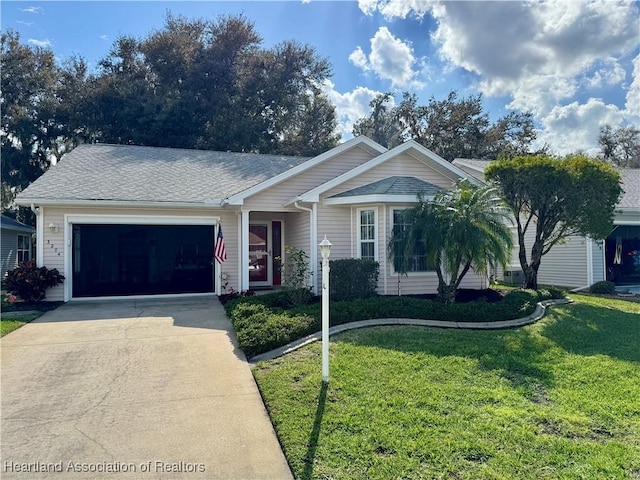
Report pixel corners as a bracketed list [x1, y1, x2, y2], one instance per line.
[15, 198, 222, 210]
[614, 208, 640, 225]
[225, 136, 387, 205]
[324, 194, 433, 205]
[452, 158, 487, 173]
[299, 141, 481, 203]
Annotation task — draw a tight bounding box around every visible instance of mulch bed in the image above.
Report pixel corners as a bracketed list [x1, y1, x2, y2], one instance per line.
[1, 301, 64, 314]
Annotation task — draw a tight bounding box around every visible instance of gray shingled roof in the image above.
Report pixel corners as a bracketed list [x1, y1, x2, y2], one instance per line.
[619, 169, 640, 209]
[17, 144, 310, 204]
[331, 176, 442, 198]
[0, 215, 35, 233]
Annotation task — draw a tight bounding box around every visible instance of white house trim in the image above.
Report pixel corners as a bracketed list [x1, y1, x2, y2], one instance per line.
[225, 136, 387, 206]
[36, 205, 44, 267]
[294, 140, 482, 204]
[586, 238, 594, 286]
[63, 213, 220, 302]
[241, 210, 250, 291]
[324, 194, 435, 206]
[18, 198, 219, 210]
[356, 207, 378, 261]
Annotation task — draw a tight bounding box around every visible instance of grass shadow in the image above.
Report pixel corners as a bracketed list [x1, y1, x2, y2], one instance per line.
[301, 382, 328, 480]
[541, 302, 640, 363]
[335, 325, 558, 398]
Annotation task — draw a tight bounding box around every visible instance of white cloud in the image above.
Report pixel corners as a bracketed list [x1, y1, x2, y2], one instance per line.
[584, 58, 626, 89]
[322, 80, 387, 139]
[16, 20, 34, 26]
[349, 26, 423, 88]
[626, 54, 640, 118]
[27, 38, 52, 48]
[99, 34, 109, 41]
[537, 98, 623, 155]
[20, 6, 43, 14]
[358, 0, 640, 154]
[358, 0, 432, 19]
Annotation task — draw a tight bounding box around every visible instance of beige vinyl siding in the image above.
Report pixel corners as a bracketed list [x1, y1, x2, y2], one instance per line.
[243, 146, 377, 211]
[500, 221, 589, 288]
[315, 204, 354, 292]
[315, 201, 486, 296]
[323, 152, 458, 199]
[39, 207, 66, 301]
[317, 154, 485, 295]
[284, 211, 309, 254]
[41, 206, 237, 301]
[537, 235, 589, 287]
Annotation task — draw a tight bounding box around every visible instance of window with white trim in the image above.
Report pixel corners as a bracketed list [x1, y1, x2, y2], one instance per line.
[17, 234, 31, 263]
[391, 209, 434, 273]
[358, 209, 376, 261]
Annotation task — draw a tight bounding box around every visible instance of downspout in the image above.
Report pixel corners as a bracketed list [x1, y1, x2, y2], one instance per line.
[294, 200, 318, 294]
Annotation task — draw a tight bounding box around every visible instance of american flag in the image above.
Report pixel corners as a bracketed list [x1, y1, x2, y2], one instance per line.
[214, 225, 227, 264]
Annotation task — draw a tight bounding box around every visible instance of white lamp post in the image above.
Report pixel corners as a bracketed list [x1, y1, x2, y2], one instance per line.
[319, 235, 332, 384]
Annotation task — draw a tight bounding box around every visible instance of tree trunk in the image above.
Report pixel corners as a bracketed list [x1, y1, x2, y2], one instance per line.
[523, 265, 538, 290]
[523, 239, 543, 289]
[437, 283, 457, 304]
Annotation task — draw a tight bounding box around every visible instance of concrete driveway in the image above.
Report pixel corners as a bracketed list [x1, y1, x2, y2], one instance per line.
[1, 297, 292, 480]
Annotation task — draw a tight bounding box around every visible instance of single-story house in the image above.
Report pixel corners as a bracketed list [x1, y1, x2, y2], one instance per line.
[1, 214, 35, 279]
[453, 159, 640, 290]
[15, 136, 488, 302]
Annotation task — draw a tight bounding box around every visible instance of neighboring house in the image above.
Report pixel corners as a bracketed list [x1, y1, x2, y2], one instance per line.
[1, 215, 35, 279]
[15, 136, 485, 302]
[453, 159, 640, 289]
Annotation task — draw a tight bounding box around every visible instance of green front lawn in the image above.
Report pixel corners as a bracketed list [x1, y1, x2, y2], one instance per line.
[1, 313, 41, 337]
[253, 295, 640, 479]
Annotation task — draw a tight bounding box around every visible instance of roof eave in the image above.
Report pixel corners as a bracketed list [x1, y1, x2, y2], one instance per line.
[324, 194, 435, 206]
[15, 198, 222, 210]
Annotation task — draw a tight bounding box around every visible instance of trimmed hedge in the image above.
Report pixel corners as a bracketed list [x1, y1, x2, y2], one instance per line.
[589, 280, 616, 294]
[225, 288, 566, 358]
[329, 259, 379, 301]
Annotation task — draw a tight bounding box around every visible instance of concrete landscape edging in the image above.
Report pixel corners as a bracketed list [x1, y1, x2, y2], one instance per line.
[1, 310, 40, 318]
[249, 298, 573, 363]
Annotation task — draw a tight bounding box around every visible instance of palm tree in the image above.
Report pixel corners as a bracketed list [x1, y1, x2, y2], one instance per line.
[389, 181, 513, 303]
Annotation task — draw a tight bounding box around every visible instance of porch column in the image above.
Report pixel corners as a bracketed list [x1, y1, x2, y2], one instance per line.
[310, 203, 318, 295]
[241, 209, 250, 291]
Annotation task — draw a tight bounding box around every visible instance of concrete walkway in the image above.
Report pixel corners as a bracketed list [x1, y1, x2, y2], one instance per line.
[1, 297, 292, 480]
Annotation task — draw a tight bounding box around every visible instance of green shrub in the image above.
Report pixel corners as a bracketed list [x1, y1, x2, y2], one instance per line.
[589, 281, 616, 294]
[281, 246, 313, 307]
[233, 312, 317, 358]
[329, 258, 380, 301]
[3, 261, 65, 303]
[227, 288, 566, 358]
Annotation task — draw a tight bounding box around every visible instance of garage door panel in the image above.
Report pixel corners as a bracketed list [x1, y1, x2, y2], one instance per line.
[72, 225, 214, 297]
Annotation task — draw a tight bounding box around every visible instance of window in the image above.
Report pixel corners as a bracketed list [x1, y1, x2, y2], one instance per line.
[392, 209, 434, 273]
[358, 209, 376, 260]
[17, 234, 31, 263]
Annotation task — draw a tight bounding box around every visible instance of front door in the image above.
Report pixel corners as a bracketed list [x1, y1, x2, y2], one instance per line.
[249, 223, 270, 286]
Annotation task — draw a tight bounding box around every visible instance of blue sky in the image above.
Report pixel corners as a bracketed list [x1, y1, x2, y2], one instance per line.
[3, 1, 639, 155]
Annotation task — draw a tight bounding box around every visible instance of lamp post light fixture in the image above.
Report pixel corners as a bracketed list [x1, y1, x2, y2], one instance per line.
[319, 235, 332, 384]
